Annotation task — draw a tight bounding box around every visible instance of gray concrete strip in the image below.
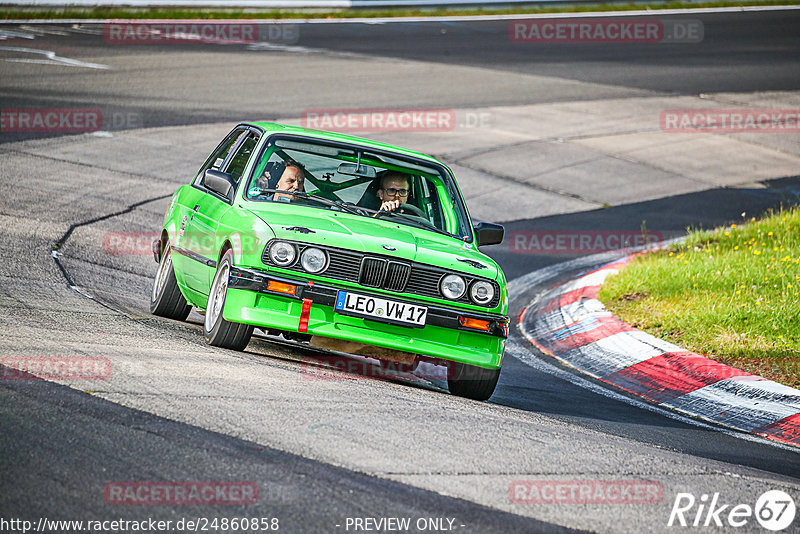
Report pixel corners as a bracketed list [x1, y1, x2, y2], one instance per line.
[444, 162, 596, 222]
[678, 91, 800, 159]
[4, 124, 231, 181]
[315, 93, 800, 221]
[573, 133, 800, 187]
[456, 139, 710, 207]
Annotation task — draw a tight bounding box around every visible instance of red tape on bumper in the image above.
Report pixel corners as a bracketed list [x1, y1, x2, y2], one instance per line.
[298, 298, 312, 333]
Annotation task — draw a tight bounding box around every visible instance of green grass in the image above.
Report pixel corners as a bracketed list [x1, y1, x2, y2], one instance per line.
[599, 206, 800, 388]
[0, 1, 795, 20]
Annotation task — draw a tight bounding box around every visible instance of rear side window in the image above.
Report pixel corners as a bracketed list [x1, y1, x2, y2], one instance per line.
[194, 128, 247, 187]
[224, 132, 259, 183]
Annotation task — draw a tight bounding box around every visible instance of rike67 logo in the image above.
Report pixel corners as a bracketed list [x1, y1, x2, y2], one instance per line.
[668, 490, 795, 531]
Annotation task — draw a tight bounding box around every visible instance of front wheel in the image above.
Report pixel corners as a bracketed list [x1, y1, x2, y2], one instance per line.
[447, 362, 501, 401]
[150, 242, 191, 321]
[204, 249, 253, 351]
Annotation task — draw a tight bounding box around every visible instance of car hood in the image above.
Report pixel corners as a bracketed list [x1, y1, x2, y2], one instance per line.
[246, 206, 500, 280]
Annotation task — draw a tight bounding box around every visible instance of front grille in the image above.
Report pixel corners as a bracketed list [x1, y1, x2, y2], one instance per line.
[385, 262, 411, 292]
[405, 268, 443, 300]
[359, 257, 387, 287]
[262, 240, 500, 308]
[324, 250, 361, 282]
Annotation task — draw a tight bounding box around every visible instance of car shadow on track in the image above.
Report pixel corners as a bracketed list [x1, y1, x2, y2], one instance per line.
[243, 329, 450, 394]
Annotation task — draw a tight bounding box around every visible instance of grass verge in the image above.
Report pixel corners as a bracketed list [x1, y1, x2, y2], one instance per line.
[599, 206, 800, 388]
[0, 1, 795, 20]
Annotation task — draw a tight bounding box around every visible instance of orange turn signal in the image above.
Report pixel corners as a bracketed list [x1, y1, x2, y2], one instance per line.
[458, 316, 491, 332]
[267, 281, 297, 295]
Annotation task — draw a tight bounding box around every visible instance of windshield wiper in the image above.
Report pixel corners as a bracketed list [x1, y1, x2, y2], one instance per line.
[256, 190, 366, 216]
[375, 209, 454, 238]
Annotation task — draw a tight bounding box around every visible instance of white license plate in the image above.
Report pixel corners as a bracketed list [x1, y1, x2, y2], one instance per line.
[334, 291, 427, 327]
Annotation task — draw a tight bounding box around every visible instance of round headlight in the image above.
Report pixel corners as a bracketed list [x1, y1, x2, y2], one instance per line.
[440, 274, 466, 300]
[469, 280, 495, 305]
[269, 241, 296, 266]
[301, 247, 327, 274]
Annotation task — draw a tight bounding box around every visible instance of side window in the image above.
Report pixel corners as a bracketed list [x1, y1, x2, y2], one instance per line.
[418, 177, 445, 230]
[224, 132, 259, 183]
[247, 150, 282, 198]
[194, 128, 247, 187]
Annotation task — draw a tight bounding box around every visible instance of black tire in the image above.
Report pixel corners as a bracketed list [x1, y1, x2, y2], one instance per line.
[204, 249, 253, 351]
[150, 242, 191, 321]
[447, 362, 501, 401]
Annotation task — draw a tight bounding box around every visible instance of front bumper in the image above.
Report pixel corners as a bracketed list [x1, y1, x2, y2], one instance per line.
[225, 266, 508, 369]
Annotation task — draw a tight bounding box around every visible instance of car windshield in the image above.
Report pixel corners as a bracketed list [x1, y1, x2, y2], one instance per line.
[244, 135, 473, 240]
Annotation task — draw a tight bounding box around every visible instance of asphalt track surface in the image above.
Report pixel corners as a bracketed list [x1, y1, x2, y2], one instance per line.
[1, 9, 800, 534]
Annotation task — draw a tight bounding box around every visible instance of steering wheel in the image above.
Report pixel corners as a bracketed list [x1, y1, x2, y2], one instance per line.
[376, 203, 426, 218]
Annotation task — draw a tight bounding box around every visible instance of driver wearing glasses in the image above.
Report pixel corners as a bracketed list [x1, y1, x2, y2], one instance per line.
[377, 172, 411, 213]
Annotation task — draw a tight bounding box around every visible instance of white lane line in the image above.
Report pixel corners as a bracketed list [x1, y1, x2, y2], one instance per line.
[19, 24, 69, 36]
[246, 41, 372, 60]
[0, 46, 109, 69]
[69, 24, 106, 36]
[246, 42, 317, 53]
[5, 58, 105, 68]
[0, 29, 35, 40]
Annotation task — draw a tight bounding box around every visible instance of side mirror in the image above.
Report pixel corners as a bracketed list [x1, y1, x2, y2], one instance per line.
[204, 169, 235, 200]
[473, 221, 504, 246]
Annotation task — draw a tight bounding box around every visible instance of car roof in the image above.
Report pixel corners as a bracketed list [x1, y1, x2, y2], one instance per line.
[246, 122, 442, 165]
